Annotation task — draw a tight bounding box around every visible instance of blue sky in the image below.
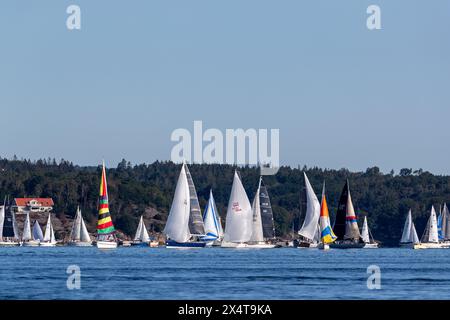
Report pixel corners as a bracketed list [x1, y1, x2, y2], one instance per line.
[0, 1, 449, 174]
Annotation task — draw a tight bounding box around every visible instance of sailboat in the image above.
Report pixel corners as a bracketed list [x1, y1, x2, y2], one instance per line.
[247, 177, 277, 249]
[221, 171, 253, 248]
[0, 201, 20, 246]
[40, 213, 57, 246]
[318, 183, 337, 250]
[132, 216, 152, 247]
[330, 180, 365, 249]
[201, 190, 224, 246]
[421, 206, 450, 249]
[22, 212, 40, 247]
[360, 216, 378, 248]
[164, 163, 207, 248]
[96, 162, 118, 249]
[32, 220, 44, 243]
[438, 203, 450, 245]
[296, 173, 321, 248]
[400, 209, 425, 249]
[68, 207, 92, 246]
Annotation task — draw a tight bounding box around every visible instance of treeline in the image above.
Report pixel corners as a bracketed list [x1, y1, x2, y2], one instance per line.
[0, 157, 449, 245]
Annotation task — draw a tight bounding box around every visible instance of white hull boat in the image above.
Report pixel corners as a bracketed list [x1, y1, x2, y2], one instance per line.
[68, 241, 93, 247]
[96, 241, 118, 249]
[246, 243, 277, 249]
[400, 242, 427, 249]
[22, 240, 40, 247]
[39, 241, 56, 247]
[221, 241, 249, 248]
[0, 241, 20, 247]
[363, 243, 379, 249]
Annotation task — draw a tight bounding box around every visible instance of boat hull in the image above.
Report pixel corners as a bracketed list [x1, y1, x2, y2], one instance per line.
[420, 242, 450, 249]
[165, 240, 206, 248]
[67, 241, 93, 247]
[400, 243, 427, 249]
[39, 242, 57, 247]
[96, 241, 118, 249]
[0, 241, 20, 247]
[329, 242, 365, 249]
[131, 242, 149, 247]
[319, 243, 330, 250]
[22, 240, 40, 247]
[246, 243, 277, 249]
[295, 241, 319, 249]
[363, 243, 379, 249]
[220, 241, 249, 248]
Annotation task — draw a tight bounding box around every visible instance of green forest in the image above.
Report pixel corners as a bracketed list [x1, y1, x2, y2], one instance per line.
[0, 157, 449, 246]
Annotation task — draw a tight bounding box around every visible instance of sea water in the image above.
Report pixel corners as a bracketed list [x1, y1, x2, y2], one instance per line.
[0, 247, 449, 300]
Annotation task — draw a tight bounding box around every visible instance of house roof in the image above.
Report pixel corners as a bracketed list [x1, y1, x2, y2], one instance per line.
[14, 198, 54, 207]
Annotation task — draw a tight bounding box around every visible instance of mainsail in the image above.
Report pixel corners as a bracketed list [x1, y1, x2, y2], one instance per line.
[22, 212, 32, 241]
[361, 216, 370, 244]
[1, 204, 16, 239]
[259, 178, 276, 239]
[250, 179, 264, 243]
[400, 210, 419, 244]
[333, 180, 361, 241]
[32, 220, 44, 241]
[184, 164, 205, 236]
[298, 173, 321, 241]
[163, 164, 191, 243]
[421, 206, 439, 243]
[134, 216, 150, 242]
[319, 184, 337, 244]
[438, 203, 450, 241]
[96, 162, 116, 240]
[43, 213, 56, 243]
[70, 207, 91, 242]
[203, 190, 222, 239]
[223, 171, 253, 243]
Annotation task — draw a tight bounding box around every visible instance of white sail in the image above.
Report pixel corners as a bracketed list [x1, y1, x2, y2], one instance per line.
[361, 216, 370, 243]
[80, 216, 91, 242]
[401, 210, 419, 244]
[163, 164, 191, 243]
[32, 220, 44, 241]
[203, 190, 221, 239]
[22, 212, 32, 241]
[134, 216, 150, 242]
[69, 207, 82, 241]
[43, 213, 56, 243]
[423, 206, 439, 243]
[298, 173, 321, 241]
[12, 212, 19, 239]
[223, 171, 253, 243]
[250, 180, 264, 243]
[312, 224, 320, 244]
[0, 205, 4, 238]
